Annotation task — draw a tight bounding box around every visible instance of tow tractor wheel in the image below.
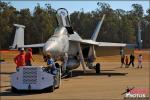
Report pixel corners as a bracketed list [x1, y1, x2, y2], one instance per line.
[55, 85, 59, 89]
[95, 63, 100, 74]
[49, 85, 55, 92]
[11, 86, 18, 93]
[55, 82, 60, 89]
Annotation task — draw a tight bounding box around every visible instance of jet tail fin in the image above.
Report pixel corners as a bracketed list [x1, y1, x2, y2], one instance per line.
[9, 24, 25, 49]
[88, 14, 105, 59]
[136, 22, 142, 49]
[91, 14, 105, 41]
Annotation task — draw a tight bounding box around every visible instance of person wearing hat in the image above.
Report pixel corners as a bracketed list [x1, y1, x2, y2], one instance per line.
[25, 48, 34, 66]
[14, 48, 25, 70]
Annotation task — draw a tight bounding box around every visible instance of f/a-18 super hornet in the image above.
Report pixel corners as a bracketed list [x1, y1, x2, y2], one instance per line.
[10, 8, 142, 74]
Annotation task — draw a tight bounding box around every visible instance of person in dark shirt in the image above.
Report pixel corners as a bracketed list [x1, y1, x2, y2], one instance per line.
[128, 54, 135, 67]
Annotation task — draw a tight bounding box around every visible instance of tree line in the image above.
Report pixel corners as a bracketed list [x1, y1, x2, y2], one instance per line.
[0, 1, 150, 49]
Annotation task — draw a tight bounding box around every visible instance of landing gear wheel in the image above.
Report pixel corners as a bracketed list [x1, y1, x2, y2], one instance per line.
[95, 63, 100, 74]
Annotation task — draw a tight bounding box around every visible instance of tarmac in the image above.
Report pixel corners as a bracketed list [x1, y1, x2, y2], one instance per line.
[0, 51, 149, 100]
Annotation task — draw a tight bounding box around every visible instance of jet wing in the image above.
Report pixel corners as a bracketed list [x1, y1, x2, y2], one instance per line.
[98, 42, 136, 48]
[82, 40, 126, 47]
[70, 38, 133, 48]
[20, 43, 45, 48]
[69, 33, 127, 47]
[81, 40, 99, 45]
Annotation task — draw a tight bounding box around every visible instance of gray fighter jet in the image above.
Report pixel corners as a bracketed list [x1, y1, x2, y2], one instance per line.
[10, 8, 141, 73]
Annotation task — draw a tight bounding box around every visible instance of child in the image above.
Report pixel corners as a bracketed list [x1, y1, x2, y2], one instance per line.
[121, 54, 125, 68]
[137, 54, 143, 68]
[125, 55, 129, 68]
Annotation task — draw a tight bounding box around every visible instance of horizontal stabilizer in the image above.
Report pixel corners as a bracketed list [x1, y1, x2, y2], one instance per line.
[20, 43, 45, 48]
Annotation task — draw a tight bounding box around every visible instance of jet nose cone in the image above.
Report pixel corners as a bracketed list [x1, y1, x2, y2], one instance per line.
[43, 44, 51, 55]
[44, 46, 49, 52]
[43, 41, 56, 55]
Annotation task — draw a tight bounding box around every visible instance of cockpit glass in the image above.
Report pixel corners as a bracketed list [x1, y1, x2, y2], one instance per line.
[56, 8, 70, 27]
[57, 8, 68, 17]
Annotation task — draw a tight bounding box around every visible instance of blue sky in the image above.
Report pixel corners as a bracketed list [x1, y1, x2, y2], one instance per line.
[4, 1, 150, 15]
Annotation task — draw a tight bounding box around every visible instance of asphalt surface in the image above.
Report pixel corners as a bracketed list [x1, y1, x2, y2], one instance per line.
[0, 60, 149, 100]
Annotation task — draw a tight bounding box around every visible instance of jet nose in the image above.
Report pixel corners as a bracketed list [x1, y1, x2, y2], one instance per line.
[43, 41, 57, 55]
[43, 44, 52, 55]
[43, 46, 49, 54]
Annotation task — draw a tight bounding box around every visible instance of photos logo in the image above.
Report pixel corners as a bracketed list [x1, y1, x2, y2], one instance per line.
[122, 87, 149, 99]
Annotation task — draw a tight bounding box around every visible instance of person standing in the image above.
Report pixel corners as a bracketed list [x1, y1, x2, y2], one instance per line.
[125, 55, 129, 68]
[25, 48, 34, 66]
[121, 54, 125, 68]
[14, 48, 25, 70]
[137, 54, 143, 68]
[128, 54, 135, 67]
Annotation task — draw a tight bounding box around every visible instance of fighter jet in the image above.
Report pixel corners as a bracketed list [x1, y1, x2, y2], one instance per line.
[10, 8, 142, 73]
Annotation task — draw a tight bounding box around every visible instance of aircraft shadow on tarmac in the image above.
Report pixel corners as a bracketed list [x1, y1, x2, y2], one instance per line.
[64, 70, 128, 78]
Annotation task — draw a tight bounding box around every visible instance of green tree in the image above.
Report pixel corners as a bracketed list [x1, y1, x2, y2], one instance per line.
[131, 4, 144, 18]
[0, 1, 18, 49]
